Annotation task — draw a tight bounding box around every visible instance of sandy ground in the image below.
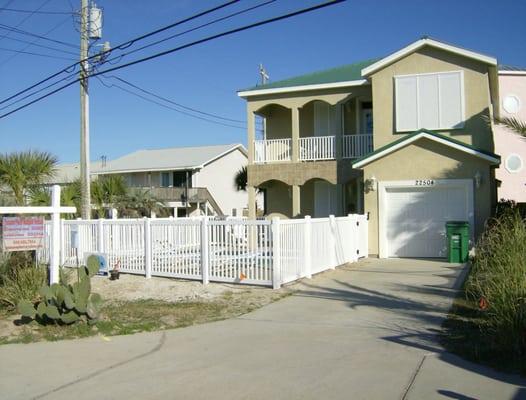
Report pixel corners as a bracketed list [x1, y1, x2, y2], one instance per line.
[91, 273, 283, 303]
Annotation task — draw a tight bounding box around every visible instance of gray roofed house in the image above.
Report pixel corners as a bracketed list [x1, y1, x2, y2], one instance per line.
[52, 143, 250, 218]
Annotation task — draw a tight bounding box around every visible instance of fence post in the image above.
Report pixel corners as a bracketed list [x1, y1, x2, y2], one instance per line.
[59, 218, 65, 266]
[201, 217, 209, 284]
[329, 215, 336, 269]
[49, 185, 61, 284]
[144, 218, 152, 279]
[97, 218, 104, 253]
[304, 215, 312, 279]
[271, 217, 281, 289]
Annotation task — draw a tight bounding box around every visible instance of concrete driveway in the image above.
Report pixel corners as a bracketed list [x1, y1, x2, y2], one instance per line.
[1, 258, 525, 400]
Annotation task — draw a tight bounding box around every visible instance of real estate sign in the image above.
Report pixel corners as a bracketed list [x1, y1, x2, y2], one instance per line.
[2, 216, 45, 252]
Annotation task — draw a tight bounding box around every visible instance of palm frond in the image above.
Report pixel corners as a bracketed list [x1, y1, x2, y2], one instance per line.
[495, 116, 526, 136]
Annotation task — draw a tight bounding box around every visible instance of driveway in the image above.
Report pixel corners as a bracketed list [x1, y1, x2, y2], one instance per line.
[1, 258, 525, 400]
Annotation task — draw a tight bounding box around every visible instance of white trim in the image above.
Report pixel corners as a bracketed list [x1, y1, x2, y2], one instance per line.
[237, 79, 369, 98]
[394, 70, 466, 132]
[201, 144, 247, 167]
[377, 179, 475, 258]
[94, 166, 199, 175]
[352, 131, 500, 168]
[362, 38, 497, 77]
[505, 153, 524, 173]
[499, 70, 526, 76]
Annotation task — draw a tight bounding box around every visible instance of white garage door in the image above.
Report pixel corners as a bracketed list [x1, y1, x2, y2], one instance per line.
[382, 180, 473, 258]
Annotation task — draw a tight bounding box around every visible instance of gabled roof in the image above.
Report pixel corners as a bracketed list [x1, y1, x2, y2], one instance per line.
[237, 59, 376, 98]
[94, 143, 246, 175]
[352, 129, 500, 169]
[361, 37, 497, 77]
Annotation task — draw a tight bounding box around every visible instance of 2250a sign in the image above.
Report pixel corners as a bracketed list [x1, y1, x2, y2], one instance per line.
[415, 179, 435, 186]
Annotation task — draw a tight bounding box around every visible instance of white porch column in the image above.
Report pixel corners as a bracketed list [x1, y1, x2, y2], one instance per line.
[291, 107, 300, 162]
[247, 109, 256, 164]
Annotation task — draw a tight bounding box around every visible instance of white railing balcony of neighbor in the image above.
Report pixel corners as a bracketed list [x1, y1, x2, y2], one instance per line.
[254, 138, 292, 163]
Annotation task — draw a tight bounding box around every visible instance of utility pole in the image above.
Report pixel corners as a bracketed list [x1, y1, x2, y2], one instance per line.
[79, 0, 90, 219]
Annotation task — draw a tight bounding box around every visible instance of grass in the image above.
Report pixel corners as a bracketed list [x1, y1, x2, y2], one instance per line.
[441, 207, 526, 375]
[0, 290, 291, 345]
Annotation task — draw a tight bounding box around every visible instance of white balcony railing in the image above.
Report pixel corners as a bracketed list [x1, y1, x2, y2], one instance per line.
[254, 138, 291, 163]
[254, 134, 373, 163]
[342, 134, 374, 159]
[299, 135, 335, 161]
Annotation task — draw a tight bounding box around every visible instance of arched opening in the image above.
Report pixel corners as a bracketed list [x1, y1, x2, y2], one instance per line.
[258, 179, 291, 218]
[301, 177, 340, 218]
[254, 103, 291, 141]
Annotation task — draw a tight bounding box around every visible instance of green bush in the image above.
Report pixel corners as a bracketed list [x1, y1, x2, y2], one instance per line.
[465, 209, 526, 358]
[0, 265, 47, 309]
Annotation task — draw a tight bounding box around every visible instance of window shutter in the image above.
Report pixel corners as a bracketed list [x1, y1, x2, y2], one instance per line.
[439, 72, 463, 128]
[418, 74, 440, 129]
[395, 76, 418, 131]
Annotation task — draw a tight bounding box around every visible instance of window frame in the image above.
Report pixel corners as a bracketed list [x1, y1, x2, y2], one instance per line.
[394, 70, 465, 133]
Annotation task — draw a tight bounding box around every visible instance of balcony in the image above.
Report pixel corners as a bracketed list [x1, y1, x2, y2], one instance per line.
[130, 187, 223, 214]
[253, 134, 373, 164]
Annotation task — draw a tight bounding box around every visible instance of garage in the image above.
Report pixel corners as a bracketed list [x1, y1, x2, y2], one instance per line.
[379, 179, 474, 258]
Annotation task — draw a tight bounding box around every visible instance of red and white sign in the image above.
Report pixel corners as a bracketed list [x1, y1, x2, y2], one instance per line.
[2, 216, 45, 252]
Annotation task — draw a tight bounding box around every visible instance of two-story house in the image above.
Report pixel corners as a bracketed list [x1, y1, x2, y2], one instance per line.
[239, 37, 501, 258]
[53, 143, 250, 217]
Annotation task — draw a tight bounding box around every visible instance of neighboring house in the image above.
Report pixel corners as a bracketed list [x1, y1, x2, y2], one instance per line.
[238, 37, 501, 258]
[494, 66, 526, 204]
[53, 144, 250, 217]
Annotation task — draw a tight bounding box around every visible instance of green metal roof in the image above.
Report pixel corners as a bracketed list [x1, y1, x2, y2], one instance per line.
[241, 59, 379, 92]
[352, 129, 500, 168]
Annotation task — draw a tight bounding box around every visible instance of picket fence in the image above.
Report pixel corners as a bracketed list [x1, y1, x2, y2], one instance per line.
[38, 215, 368, 288]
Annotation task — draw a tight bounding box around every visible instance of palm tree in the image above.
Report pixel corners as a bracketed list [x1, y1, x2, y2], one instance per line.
[28, 181, 81, 219]
[116, 188, 168, 218]
[91, 175, 127, 217]
[0, 150, 57, 205]
[495, 116, 526, 136]
[234, 166, 247, 191]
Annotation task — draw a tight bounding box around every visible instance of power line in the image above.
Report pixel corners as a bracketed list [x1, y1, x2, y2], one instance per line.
[0, 46, 76, 61]
[0, 0, 53, 44]
[0, 23, 78, 49]
[0, 1, 276, 111]
[105, 75, 255, 125]
[0, 0, 346, 119]
[0, 16, 74, 66]
[1, 35, 78, 56]
[0, 7, 75, 15]
[0, 0, 240, 106]
[98, 77, 247, 130]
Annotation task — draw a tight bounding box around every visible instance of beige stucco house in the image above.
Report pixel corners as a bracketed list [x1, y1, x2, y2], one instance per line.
[238, 37, 501, 258]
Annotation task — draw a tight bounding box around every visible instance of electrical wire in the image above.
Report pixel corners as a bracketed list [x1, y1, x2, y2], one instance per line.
[0, 16, 75, 67]
[0, 7, 75, 15]
[0, 23, 78, 49]
[0, 0, 345, 119]
[0, 46, 76, 61]
[104, 75, 251, 125]
[0, 0, 240, 106]
[0, 0, 53, 44]
[1, 35, 78, 56]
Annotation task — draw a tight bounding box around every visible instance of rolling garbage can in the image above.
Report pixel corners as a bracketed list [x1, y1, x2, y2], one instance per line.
[446, 221, 470, 263]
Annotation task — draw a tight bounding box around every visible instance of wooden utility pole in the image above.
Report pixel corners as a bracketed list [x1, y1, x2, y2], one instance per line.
[80, 0, 91, 219]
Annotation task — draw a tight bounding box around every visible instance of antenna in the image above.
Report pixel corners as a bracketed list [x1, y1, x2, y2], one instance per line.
[259, 63, 269, 85]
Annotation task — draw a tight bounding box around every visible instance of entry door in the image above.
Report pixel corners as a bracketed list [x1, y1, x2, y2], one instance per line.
[382, 180, 473, 258]
[314, 181, 337, 217]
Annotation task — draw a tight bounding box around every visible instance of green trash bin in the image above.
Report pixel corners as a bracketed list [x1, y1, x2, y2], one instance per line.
[446, 221, 470, 263]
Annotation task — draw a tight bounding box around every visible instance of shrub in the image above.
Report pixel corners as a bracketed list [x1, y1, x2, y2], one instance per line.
[0, 265, 47, 309]
[465, 208, 526, 358]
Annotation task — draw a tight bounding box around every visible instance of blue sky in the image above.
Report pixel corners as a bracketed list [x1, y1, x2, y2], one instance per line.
[0, 0, 525, 164]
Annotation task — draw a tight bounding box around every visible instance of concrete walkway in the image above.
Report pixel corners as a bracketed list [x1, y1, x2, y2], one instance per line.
[1, 259, 525, 400]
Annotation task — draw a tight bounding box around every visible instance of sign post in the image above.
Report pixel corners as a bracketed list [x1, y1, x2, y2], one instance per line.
[0, 185, 77, 284]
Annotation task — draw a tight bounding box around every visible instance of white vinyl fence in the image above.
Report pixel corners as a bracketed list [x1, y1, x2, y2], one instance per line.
[39, 215, 368, 288]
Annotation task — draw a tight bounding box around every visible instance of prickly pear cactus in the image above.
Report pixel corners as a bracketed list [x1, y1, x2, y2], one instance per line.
[17, 263, 103, 325]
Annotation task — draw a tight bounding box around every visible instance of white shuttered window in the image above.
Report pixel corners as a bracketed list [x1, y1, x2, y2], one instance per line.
[395, 71, 464, 132]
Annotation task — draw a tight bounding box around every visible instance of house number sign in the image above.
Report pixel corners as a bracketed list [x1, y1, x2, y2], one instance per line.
[415, 179, 435, 186]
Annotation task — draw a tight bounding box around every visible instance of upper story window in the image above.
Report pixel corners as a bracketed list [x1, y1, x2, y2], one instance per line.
[161, 172, 170, 187]
[395, 71, 465, 132]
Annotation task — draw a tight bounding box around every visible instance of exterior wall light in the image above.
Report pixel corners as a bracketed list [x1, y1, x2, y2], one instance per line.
[365, 176, 377, 192]
[474, 171, 482, 189]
